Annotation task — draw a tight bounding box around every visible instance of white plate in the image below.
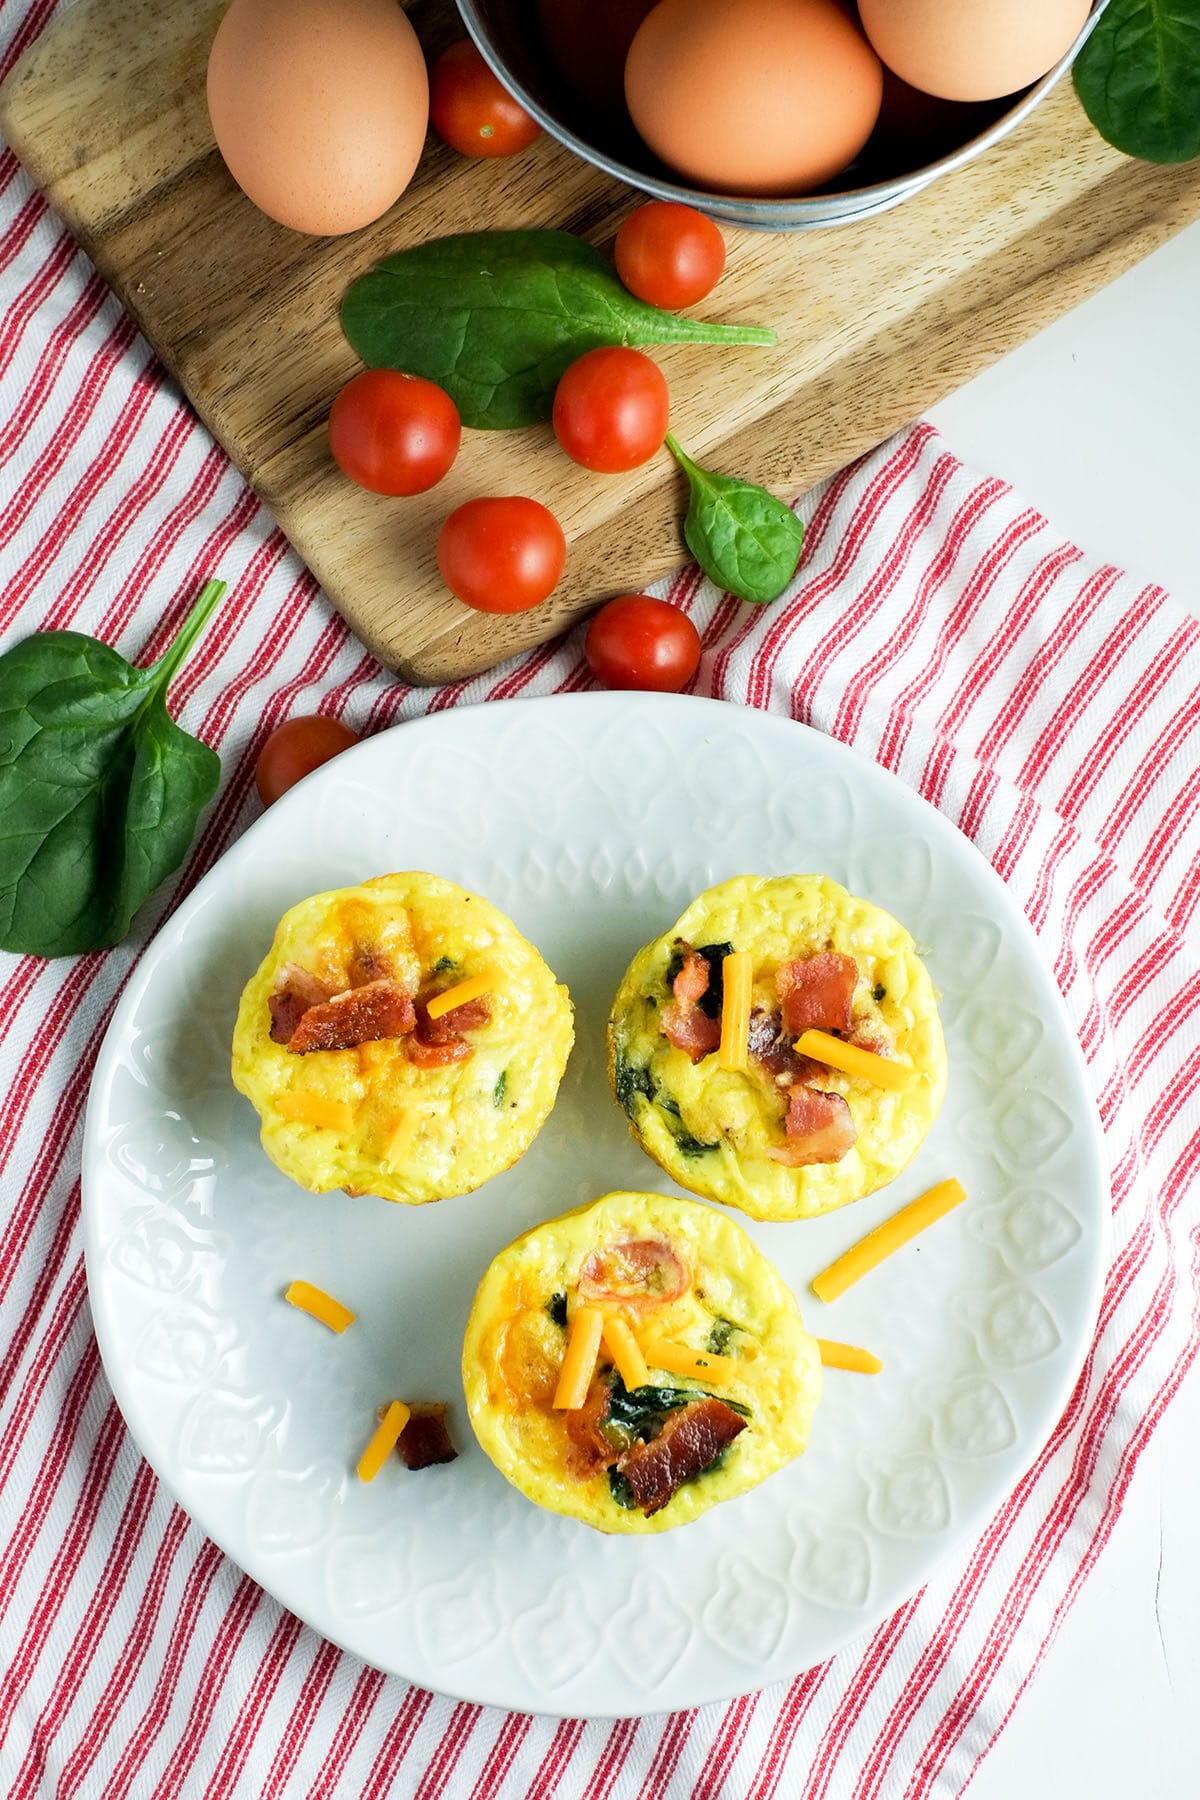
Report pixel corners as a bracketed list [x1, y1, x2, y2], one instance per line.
[82, 693, 1107, 1718]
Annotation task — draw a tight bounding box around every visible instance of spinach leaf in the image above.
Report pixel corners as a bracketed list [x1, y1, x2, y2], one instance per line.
[493, 1068, 508, 1107]
[341, 231, 776, 429]
[609, 1467, 636, 1509]
[0, 579, 226, 957]
[613, 1045, 655, 1117]
[431, 954, 457, 974]
[546, 1291, 568, 1328]
[667, 432, 804, 605]
[1074, 0, 1200, 164]
[602, 1377, 749, 1449]
[707, 1318, 735, 1355]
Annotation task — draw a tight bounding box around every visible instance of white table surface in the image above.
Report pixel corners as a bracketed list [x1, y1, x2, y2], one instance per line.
[926, 219, 1200, 1800]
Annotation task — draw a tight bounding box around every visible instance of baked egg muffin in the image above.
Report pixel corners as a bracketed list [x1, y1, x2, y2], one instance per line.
[232, 873, 574, 1204]
[462, 1189, 821, 1533]
[607, 874, 946, 1223]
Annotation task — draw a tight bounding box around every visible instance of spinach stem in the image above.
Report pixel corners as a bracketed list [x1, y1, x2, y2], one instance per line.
[150, 578, 227, 694]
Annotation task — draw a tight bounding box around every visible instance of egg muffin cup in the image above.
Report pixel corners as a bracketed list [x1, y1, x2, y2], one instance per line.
[607, 874, 946, 1222]
[232, 873, 574, 1204]
[462, 1190, 821, 1533]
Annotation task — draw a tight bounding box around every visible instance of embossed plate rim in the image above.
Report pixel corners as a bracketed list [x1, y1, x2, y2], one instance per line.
[81, 692, 1109, 1716]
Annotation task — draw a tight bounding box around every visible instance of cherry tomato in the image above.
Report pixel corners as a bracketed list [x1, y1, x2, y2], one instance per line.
[256, 716, 360, 807]
[614, 203, 727, 311]
[329, 370, 461, 496]
[585, 595, 702, 692]
[552, 347, 669, 474]
[430, 41, 542, 158]
[437, 496, 567, 612]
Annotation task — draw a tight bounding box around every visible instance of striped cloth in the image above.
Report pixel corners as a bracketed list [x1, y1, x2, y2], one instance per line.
[3, 11, 1199, 1797]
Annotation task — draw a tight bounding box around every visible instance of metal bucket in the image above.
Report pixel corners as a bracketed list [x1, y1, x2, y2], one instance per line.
[454, 0, 1106, 230]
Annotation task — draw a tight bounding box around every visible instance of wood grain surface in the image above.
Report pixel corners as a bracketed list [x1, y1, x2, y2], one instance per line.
[3, 0, 1199, 682]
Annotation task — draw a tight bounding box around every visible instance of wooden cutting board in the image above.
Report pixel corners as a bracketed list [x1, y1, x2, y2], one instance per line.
[3, 0, 1199, 683]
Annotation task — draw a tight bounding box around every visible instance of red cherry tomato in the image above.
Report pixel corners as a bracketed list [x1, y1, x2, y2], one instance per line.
[551, 347, 669, 474]
[255, 716, 360, 807]
[437, 497, 567, 613]
[585, 595, 702, 692]
[329, 370, 461, 497]
[614, 203, 727, 311]
[430, 41, 542, 158]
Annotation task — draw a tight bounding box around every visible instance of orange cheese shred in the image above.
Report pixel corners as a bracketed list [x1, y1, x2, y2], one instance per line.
[601, 1316, 650, 1392]
[381, 1110, 418, 1169]
[794, 1028, 911, 1091]
[284, 1279, 356, 1334]
[275, 1092, 355, 1132]
[637, 1334, 733, 1385]
[818, 1337, 883, 1375]
[424, 972, 496, 1020]
[811, 1178, 968, 1304]
[357, 1399, 411, 1482]
[553, 1306, 604, 1410]
[717, 950, 754, 1073]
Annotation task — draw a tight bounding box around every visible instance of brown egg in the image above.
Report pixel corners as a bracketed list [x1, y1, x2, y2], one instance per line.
[206, 0, 429, 236]
[858, 0, 1093, 103]
[624, 0, 883, 196]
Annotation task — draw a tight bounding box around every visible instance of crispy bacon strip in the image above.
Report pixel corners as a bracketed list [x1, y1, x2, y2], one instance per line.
[672, 949, 711, 1008]
[661, 1003, 721, 1062]
[399, 1404, 458, 1470]
[747, 1007, 822, 1088]
[287, 980, 416, 1054]
[565, 1378, 619, 1478]
[660, 943, 721, 1062]
[766, 1085, 856, 1166]
[616, 1397, 746, 1516]
[268, 965, 332, 1045]
[776, 952, 859, 1037]
[578, 1238, 690, 1309]
[406, 993, 492, 1068]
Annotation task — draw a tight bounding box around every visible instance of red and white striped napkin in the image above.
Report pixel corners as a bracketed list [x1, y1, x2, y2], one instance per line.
[3, 10, 1199, 1794]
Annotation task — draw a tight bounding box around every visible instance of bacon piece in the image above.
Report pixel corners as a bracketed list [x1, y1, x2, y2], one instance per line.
[268, 965, 332, 1045]
[661, 1002, 721, 1063]
[406, 993, 491, 1068]
[566, 1378, 620, 1478]
[578, 1238, 690, 1310]
[418, 995, 491, 1043]
[407, 1033, 473, 1068]
[287, 979, 415, 1054]
[747, 1007, 822, 1089]
[616, 1397, 746, 1516]
[766, 1085, 856, 1166]
[672, 948, 711, 1008]
[399, 1404, 457, 1470]
[776, 952, 859, 1037]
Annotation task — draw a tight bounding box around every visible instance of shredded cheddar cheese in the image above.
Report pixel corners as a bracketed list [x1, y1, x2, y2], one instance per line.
[811, 1178, 968, 1303]
[381, 1110, 418, 1170]
[601, 1316, 649, 1392]
[717, 950, 754, 1073]
[553, 1306, 604, 1410]
[794, 1028, 911, 1091]
[357, 1399, 411, 1482]
[425, 972, 495, 1020]
[637, 1334, 733, 1385]
[284, 1279, 356, 1334]
[275, 1092, 355, 1132]
[818, 1337, 883, 1375]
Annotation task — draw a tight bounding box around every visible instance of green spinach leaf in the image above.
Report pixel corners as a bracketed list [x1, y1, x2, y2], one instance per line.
[1074, 0, 1200, 164]
[0, 579, 226, 957]
[341, 231, 775, 429]
[612, 1044, 655, 1117]
[493, 1068, 508, 1107]
[667, 432, 804, 604]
